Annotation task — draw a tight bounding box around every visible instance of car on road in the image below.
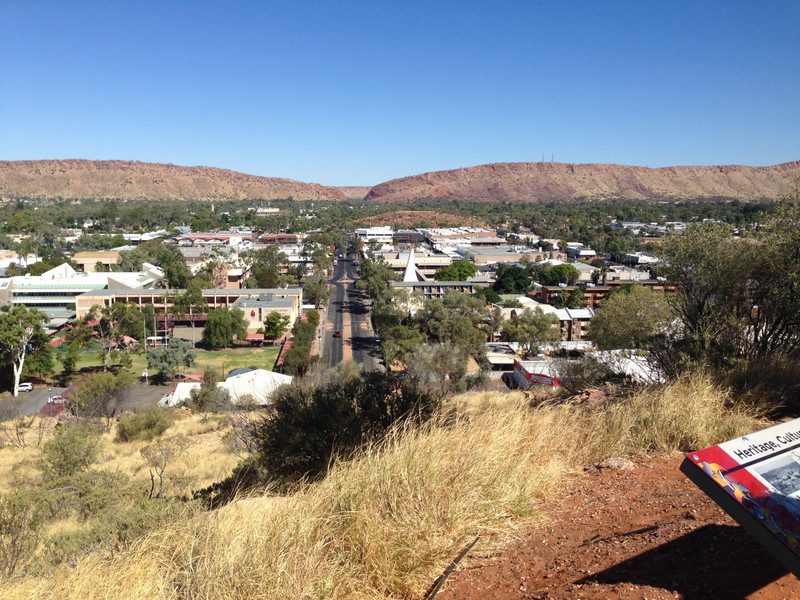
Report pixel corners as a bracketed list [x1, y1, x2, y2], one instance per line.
[17, 382, 33, 392]
[333, 330, 342, 337]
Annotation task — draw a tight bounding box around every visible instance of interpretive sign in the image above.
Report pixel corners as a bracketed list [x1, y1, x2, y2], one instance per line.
[681, 418, 800, 578]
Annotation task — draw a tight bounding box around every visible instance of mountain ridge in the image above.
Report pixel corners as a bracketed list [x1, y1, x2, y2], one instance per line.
[0, 159, 346, 202]
[364, 160, 800, 203]
[1, 159, 798, 204]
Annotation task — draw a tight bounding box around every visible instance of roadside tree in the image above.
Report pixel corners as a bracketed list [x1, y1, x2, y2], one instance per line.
[0, 305, 48, 396]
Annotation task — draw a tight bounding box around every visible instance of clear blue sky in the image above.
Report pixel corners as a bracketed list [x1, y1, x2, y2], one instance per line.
[2, 1, 798, 186]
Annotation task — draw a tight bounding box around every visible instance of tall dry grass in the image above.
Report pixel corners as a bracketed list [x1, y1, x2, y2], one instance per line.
[1, 372, 764, 599]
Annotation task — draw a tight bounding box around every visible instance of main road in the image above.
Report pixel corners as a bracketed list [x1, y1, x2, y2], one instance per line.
[320, 255, 382, 372]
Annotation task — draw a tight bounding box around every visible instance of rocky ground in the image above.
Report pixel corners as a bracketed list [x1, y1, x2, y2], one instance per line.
[436, 456, 800, 600]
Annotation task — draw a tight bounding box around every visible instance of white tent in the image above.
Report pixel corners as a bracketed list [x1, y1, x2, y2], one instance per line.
[220, 369, 293, 405]
[159, 369, 293, 407]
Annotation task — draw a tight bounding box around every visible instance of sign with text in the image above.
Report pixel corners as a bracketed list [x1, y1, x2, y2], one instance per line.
[681, 418, 800, 578]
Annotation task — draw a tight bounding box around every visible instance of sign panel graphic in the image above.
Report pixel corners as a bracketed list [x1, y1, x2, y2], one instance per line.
[682, 418, 800, 577]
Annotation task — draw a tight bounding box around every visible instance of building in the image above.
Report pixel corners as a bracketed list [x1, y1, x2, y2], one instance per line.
[565, 246, 597, 260]
[73, 251, 121, 272]
[355, 226, 394, 243]
[536, 280, 674, 310]
[457, 246, 541, 265]
[391, 280, 478, 301]
[234, 293, 302, 332]
[0, 263, 163, 312]
[75, 287, 303, 321]
[377, 250, 453, 278]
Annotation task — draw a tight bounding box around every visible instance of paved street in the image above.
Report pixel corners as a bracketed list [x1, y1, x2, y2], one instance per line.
[321, 256, 382, 372]
[0, 381, 172, 417]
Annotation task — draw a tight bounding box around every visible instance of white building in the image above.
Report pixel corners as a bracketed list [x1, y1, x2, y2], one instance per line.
[355, 226, 394, 243]
[0, 262, 163, 311]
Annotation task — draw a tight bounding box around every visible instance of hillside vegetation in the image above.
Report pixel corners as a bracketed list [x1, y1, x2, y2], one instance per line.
[0, 374, 762, 599]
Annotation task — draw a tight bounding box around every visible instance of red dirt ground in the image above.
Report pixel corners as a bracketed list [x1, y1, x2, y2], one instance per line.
[436, 456, 800, 600]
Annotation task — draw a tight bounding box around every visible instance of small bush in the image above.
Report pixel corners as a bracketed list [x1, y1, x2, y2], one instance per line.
[115, 407, 177, 443]
[37, 424, 102, 481]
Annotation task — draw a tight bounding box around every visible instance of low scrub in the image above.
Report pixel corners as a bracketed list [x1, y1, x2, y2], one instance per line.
[115, 407, 177, 443]
[0, 372, 763, 599]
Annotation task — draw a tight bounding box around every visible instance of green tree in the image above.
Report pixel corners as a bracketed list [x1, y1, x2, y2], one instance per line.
[501, 307, 560, 356]
[263, 311, 291, 345]
[304, 274, 332, 308]
[71, 370, 137, 427]
[201, 307, 247, 349]
[434, 260, 477, 281]
[381, 325, 426, 368]
[252, 365, 437, 486]
[539, 263, 581, 286]
[147, 338, 196, 382]
[0, 305, 48, 396]
[85, 302, 143, 371]
[189, 370, 231, 418]
[473, 286, 501, 304]
[245, 245, 289, 288]
[116, 240, 189, 288]
[586, 285, 673, 350]
[492, 264, 531, 294]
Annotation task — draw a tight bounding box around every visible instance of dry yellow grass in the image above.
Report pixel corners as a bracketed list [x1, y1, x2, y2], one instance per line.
[0, 411, 239, 494]
[0, 372, 764, 600]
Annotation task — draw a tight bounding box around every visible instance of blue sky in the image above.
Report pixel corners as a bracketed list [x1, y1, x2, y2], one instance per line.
[2, 1, 798, 186]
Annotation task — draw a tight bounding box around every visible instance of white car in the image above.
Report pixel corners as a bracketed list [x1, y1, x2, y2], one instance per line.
[18, 382, 33, 392]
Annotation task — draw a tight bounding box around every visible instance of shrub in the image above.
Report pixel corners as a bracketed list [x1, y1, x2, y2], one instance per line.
[252, 367, 439, 488]
[37, 424, 102, 480]
[115, 407, 177, 443]
[0, 489, 47, 577]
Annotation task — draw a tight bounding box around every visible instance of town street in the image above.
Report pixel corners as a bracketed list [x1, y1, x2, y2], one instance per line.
[321, 256, 381, 372]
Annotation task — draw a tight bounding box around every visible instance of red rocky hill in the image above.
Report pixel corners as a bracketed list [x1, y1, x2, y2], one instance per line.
[0, 160, 345, 202]
[364, 161, 800, 204]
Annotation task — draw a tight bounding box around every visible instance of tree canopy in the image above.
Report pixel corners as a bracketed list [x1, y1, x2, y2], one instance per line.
[202, 307, 247, 349]
[492, 264, 531, 294]
[0, 305, 49, 396]
[434, 260, 477, 281]
[586, 285, 673, 350]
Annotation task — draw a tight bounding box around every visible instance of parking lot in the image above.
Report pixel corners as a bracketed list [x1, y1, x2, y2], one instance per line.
[0, 381, 174, 418]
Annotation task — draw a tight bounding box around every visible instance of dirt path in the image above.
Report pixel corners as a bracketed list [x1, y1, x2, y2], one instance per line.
[437, 457, 800, 600]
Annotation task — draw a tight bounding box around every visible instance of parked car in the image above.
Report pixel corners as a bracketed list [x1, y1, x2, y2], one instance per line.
[18, 382, 33, 392]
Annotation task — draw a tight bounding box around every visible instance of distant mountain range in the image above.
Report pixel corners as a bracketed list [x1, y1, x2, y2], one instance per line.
[0, 160, 346, 202]
[365, 161, 800, 204]
[1, 159, 798, 204]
